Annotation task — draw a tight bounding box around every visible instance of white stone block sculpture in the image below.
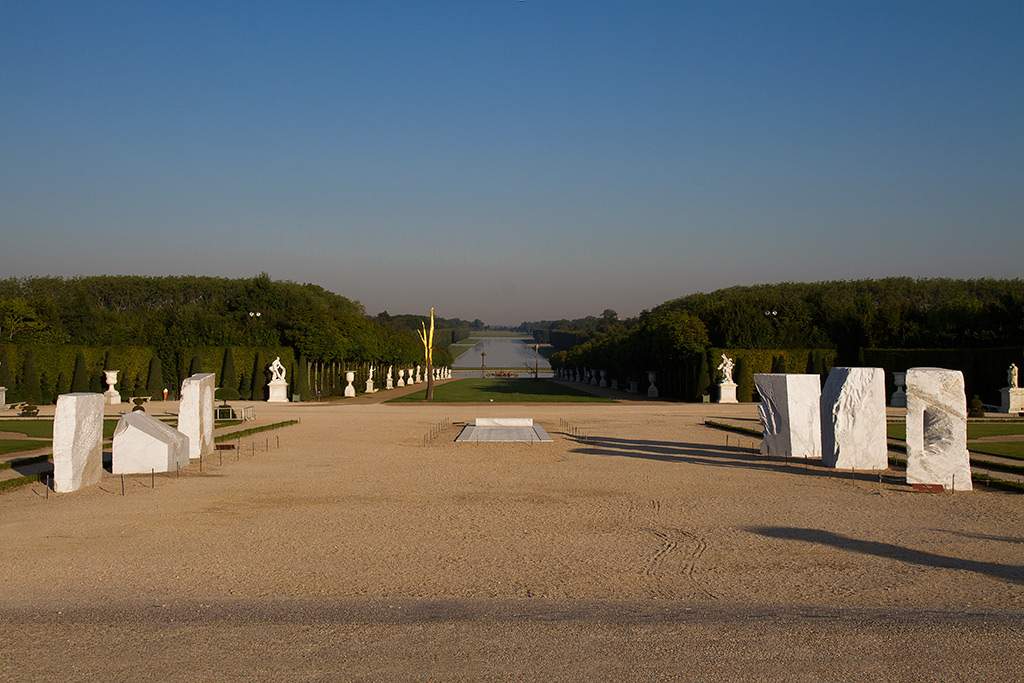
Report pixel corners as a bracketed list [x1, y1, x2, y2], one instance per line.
[103, 370, 121, 405]
[820, 367, 887, 470]
[647, 371, 658, 398]
[179, 373, 215, 460]
[344, 371, 356, 397]
[754, 374, 822, 459]
[53, 393, 105, 493]
[112, 411, 189, 474]
[905, 367, 972, 491]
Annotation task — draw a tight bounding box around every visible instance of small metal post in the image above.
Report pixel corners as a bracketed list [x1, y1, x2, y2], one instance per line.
[878, 471, 883, 496]
[277, 435, 280, 448]
[152, 468, 155, 489]
[200, 454, 203, 472]
[176, 463, 179, 479]
[121, 474, 125, 496]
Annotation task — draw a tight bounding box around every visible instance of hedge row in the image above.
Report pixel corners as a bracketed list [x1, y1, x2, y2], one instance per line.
[1, 344, 296, 404]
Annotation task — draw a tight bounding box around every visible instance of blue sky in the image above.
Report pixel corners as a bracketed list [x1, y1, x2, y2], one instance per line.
[2, 1, 1021, 326]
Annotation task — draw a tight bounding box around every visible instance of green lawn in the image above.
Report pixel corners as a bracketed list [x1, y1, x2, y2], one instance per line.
[968, 442, 1024, 461]
[388, 378, 614, 403]
[887, 422, 1024, 441]
[0, 419, 121, 439]
[0, 440, 46, 456]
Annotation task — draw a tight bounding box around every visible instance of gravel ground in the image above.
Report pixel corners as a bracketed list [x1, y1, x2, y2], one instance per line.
[1, 400, 1022, 681]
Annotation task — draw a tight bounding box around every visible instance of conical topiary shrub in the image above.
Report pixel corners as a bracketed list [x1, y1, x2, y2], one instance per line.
[735, 356, 753, 402]
[71, 352, 90, 393]
[695, 351, 711, 401]
[294, 355, 309, 402]
[146, 355, 164, 399]
[21, 349, 42, 404]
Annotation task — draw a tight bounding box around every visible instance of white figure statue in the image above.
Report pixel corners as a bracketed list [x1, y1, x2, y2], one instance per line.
[717, 354, 735, 384]
[269, 357, 286, 382]
[1010, 363, 1019, 389]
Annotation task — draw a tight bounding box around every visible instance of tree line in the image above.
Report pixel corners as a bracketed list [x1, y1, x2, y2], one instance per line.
[0, 274, 457, 404]
[529, 278, 1024, 402]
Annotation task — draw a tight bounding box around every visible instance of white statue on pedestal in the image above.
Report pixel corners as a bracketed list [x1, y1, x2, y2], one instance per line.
[1009, 363, 1019, 389]
[365, 366, 377, 393]
[270, 357, 286, 382]
[386, 366, 394, 390]
[267, 357, 288, 403]
[717, 354, 735, 384]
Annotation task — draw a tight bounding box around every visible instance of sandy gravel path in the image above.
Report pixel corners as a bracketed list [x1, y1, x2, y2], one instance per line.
[1, 399, 1022, 680]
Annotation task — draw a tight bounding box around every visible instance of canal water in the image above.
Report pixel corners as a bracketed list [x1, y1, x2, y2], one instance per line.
[452, 336, 552, 375]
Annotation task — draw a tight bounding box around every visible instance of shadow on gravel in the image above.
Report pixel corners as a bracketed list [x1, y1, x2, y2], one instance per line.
[750, 526, 1024, 585]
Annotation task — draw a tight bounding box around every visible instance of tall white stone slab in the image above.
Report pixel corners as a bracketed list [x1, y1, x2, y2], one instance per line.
[179, 372, 215, 460]
[754, 373, 822, 458]
[820, 367, 887, 470]
[53, 393, 104, 493]
[906, 367, 972, 491]
[112, 411, 189, 474]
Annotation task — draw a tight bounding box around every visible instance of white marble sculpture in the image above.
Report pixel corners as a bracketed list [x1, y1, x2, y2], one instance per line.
[1003, 363, 1024, 414]
[386, 366, 394, 390]
[717, 354, 735, 384]
[112, 411, 189, 474]
[267, 356, 288, 403]
[717, 354, 738, 403]
[611, 378, 619, 390]
[905, 367, 972, 491]
[179, 372, 215, 460]
[754, 373, 822, 459]
[103, 370, 121, 405]
[365, 366, 377, 393]
[344, 371, 356, 397]
[270, 357, 286, 382]
[397, 369, 406, 388]
[820, 367, 887, 470]
[415, 365, 422, 383]
[647, 371, 658, 398]
[890, 371, 907, 408]
[53, 393, 105, 493]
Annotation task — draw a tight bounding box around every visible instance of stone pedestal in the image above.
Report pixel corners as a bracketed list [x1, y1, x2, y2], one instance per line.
[628, 380, 638, 394]
[820, 367, 887, 470]
[397, 370, 406, 388]
[344, 371, 356, 397]
[754, 374, 822, 459]
[610, 379, 619, 391]
[103, 370, 120, 405]
[267, 379, 288, 403]
[0, 386, 6, 407]
[53, 393, 105, 493]
[365, 378, 376, 393]
[717, 382, 738, 404]
[647, 372, 658, 398]
[113, 411, 189, 474]
[906, 367, 971, 491]
[1001, 387, 1024, 414]
[890, 371, 906, 408]
[179, 373, 215, 461]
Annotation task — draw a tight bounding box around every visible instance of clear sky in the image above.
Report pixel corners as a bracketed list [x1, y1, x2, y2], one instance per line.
[2, 2, 1022, 326]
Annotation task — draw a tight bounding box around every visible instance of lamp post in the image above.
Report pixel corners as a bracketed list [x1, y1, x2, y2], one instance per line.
[481, 352, 486, 378]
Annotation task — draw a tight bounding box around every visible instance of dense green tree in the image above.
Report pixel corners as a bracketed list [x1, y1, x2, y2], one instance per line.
[70, 352, 90, 393]
[189, 354, 204, 376]
[250, 351, 265, 401]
